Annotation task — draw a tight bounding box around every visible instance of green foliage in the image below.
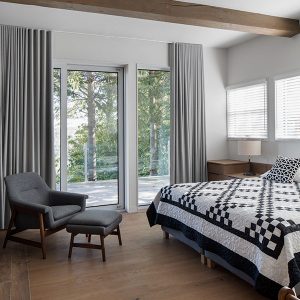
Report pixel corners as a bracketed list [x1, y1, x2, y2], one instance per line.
[138, 70, 170, 177]
[66, 70, 118, 182]
[53, 69, 61, 186]
[53, 69, 170, 183]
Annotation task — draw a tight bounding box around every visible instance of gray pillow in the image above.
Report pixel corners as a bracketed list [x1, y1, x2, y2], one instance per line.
[265, 156, 300, 183]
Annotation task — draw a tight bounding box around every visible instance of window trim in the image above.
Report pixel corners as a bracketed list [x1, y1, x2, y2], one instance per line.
[273, 70, 300, 82]
[226, 78, 269, 141]
[226, 78, 268, 91]
[273, 71, 300, 141]
[53, 60, 125, 210]
[137, 64, 170, 72]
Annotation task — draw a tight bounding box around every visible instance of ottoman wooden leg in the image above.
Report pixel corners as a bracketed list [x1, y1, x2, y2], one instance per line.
[117, 225, 122, 246]
[88, 234, 92, 243]
[68, 233, 75, 258]
[100, 235, 106, 262]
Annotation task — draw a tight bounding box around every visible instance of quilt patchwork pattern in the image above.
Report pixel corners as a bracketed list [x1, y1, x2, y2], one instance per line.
[160, 178, 300, 258]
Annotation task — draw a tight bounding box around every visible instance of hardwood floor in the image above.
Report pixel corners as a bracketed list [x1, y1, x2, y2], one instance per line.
[0, 212, 266, 300]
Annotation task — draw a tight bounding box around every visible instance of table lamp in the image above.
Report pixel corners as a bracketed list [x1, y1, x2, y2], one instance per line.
[237, 140, 261, 176]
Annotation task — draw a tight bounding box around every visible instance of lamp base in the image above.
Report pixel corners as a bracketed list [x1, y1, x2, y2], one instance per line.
[243, 156, 256, 176]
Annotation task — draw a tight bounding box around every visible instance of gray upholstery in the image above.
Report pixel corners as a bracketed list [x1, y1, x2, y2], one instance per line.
[5, 172, 50, 206]
[51, 205, 82, 221]
[66, 210, 122, 236]
[5, 172, 88, 229]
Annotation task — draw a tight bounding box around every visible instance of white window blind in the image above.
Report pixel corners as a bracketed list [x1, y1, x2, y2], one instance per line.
[227, 82, 268, 139]
[276, 75, 300, 139]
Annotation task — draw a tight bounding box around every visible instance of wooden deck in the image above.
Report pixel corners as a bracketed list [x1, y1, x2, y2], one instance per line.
[67, 175, 169, 207]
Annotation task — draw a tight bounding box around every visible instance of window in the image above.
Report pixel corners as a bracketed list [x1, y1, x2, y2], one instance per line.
[276, 75, 300, 139]
[137, 69, 170, 205]
[53, 65, 124, 208]
[227, 82, 268, 139]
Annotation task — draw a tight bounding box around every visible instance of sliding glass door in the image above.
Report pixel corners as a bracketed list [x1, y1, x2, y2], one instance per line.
[137, 69, 171, 205]
[54, 65, 124, 209]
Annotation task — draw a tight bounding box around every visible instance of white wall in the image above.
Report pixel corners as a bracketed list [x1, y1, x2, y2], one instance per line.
[53, 32, 228, 211]
[203, 47, 228, 160]
[227, 35, 300, 164]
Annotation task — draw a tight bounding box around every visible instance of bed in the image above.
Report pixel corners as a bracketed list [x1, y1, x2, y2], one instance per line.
[147, 177, 300, 299]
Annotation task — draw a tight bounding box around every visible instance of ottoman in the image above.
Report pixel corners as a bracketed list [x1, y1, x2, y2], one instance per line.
[66, 210, 122, 261]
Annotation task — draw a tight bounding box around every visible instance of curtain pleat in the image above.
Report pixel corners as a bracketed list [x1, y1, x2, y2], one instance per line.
[0, 25, 54, 228]
[169, 43, 207, 184]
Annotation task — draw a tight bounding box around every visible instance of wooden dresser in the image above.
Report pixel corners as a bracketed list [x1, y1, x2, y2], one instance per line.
[207, 159, 272, 181]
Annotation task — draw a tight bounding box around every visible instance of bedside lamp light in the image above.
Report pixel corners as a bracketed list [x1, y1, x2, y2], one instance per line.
[238, 140, 261, 176]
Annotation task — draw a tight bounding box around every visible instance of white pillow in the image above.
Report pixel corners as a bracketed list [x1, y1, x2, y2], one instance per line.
[294, 168, 300, 182]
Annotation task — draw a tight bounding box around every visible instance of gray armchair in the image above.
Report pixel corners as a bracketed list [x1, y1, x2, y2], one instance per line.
[3, 172, 88, 259]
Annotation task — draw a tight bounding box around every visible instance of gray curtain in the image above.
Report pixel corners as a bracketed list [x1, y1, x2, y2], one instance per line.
[169, 43, 207, 184]
[0, 25, 54, 228]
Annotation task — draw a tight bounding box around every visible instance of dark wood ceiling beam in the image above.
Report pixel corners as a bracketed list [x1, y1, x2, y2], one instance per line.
[2, 0, 300, 37]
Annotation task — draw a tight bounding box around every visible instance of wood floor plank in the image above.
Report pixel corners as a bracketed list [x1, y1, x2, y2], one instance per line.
[10, 246, 31, 300]
[0, 213, 266, 300]
[0, 252, 12, 300]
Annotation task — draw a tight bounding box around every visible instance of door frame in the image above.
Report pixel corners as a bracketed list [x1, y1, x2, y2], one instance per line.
[53, 60, 125, 210]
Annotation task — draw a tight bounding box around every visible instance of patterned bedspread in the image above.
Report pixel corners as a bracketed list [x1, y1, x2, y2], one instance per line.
[147, 178, 300, 299]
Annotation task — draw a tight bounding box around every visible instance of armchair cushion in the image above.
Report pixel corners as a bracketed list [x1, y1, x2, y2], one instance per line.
[5, 172, 88, 230]
[49, 191, 87, 211]
[51, 205, 81, 221]
[13, 201, 51, 214]
[68, 210, 122, 227]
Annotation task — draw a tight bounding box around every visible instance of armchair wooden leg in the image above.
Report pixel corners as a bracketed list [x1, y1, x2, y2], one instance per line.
[88, 234, 91, 243]
[117, 225, 122, 246]
[100, 235, 106, 262]
[39, 213, 46, 259]
[3, 210, 16, 248]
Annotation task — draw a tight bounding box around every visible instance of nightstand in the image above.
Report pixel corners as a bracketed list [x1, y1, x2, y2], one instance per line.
[207, 160, 262, 181]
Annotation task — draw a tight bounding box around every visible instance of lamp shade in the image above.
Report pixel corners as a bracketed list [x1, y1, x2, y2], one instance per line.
[238, 140, 261, 156]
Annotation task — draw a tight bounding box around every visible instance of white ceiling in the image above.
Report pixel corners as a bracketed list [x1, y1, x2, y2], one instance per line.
[182, 0, 300, 18]
[0, 1, 299, 48]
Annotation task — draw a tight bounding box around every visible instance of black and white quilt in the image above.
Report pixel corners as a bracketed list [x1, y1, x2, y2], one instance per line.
[147, 178, 300, 299]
